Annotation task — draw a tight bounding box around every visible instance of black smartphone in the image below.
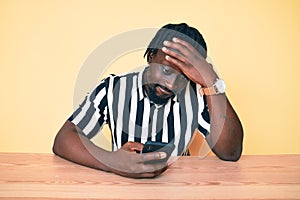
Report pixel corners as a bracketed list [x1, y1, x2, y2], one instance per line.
[142, 141, 175, 162]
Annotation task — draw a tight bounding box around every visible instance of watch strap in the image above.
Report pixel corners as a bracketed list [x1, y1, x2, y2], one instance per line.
[198, 86, 217, 97]
[198, 78, 226, 97]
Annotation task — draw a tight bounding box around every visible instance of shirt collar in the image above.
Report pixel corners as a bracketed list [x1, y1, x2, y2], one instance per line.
[137, 66, 145, 101]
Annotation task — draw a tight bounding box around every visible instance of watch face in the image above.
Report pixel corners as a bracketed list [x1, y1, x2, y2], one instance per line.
[215, 79, 226, 93]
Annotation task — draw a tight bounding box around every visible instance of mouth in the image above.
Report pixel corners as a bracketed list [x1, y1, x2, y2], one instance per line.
[145, 84, 175, 105]
[156, 85, 173, 96]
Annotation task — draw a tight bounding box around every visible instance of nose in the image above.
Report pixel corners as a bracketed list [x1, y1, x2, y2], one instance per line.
[164, 75, 177, 91]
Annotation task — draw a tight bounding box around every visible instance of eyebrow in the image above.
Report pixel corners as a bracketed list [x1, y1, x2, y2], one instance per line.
[161, 64, 177, 73]
[162, 64, 183, 75]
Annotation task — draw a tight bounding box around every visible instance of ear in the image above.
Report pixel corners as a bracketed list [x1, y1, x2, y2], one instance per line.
[148, 51, 155, 63]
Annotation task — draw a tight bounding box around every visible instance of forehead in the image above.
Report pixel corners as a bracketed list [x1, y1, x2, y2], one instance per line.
[152, 50, 183, 74]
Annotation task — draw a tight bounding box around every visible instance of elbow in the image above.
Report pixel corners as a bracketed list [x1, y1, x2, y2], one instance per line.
[216, 130, 244, 162]
[52, 120, 76, 157]
[212, 143, 243, 162]
[216, 147, 243, 162]
[52, 129, 68, 157]
[52, 134, 61, 156]
[219, 152, 241, 162]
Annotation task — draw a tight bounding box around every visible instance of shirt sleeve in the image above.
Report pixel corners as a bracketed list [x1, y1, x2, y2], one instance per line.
[68, 77, 109, 139]
[196, 83, 211, 138]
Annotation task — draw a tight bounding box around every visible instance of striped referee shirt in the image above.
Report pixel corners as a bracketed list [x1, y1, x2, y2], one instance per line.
[69, 67, 210, 156]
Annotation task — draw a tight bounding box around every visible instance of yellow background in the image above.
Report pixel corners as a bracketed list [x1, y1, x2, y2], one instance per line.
[0, 0, 299, 155]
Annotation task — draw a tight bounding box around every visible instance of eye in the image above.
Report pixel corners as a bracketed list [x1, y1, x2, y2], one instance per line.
[178, 74, 188, 82]
[161, 66, 172, 75]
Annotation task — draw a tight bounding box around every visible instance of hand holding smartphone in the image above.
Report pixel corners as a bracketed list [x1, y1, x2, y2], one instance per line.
[142, 141, 175, 163]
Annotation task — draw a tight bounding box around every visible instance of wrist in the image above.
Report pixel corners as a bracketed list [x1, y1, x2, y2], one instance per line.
[201, 74, 219, 87]
[197, 63, 219, 87]
[198, 78, 226, 96]
[92, 149, 115, 172]
[198, 68, 218, 87]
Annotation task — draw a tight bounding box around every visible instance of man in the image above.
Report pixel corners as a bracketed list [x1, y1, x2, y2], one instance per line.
[53, 23, 243, 178]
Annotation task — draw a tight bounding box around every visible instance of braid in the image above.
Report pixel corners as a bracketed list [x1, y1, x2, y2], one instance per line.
[144, 23, 207, 62]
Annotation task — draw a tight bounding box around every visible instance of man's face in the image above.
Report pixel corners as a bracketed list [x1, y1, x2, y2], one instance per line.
[144, 50, 188, 104]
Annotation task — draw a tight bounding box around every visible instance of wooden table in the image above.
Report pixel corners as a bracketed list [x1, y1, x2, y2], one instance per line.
[0, 153, 299, 200]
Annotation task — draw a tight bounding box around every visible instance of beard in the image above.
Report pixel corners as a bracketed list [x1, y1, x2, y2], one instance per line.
[144, 83, 175, 105]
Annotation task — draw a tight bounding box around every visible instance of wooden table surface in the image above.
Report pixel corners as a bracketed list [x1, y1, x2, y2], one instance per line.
[0, 153, 299, 200]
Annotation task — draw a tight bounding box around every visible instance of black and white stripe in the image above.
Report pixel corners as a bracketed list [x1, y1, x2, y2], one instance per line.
[69, 67, 210, 156]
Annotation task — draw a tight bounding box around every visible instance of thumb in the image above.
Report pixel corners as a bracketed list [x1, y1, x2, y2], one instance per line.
[121, 141, 144, 152]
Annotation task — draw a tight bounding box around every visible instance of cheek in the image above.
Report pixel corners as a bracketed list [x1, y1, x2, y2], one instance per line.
[177, 82, 186, 91]
[176, 80, 188, 91]
[154, 73, 165, 83]
[149, 68, 164, 84]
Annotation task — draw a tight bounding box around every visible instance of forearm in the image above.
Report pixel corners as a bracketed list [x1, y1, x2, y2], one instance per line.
[194, 68, 243, 161]
[205, 94, 244, 161]
[160, 37, 243, 160]
[53, 121, 168, 178]
[52, 121, 111, 172]
[193, 63, 243, 160]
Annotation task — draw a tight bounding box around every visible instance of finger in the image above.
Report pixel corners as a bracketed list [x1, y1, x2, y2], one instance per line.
[140, 152, 167, 163]
[162, 46, 187, 64]
[121, 141, 144, 152]
[139, 165, 168, 178]
[172, 37, 207, 62]
[172, 37, 195, 51]
[164, 54, 187, 72]
[120, 164, 168, 178]
[141, 160, 168, 173]
[163, 40, 190, 58]
[128, 141, 144, 151]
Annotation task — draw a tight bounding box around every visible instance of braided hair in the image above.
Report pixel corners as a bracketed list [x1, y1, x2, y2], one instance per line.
[144, 23, 207, 62]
